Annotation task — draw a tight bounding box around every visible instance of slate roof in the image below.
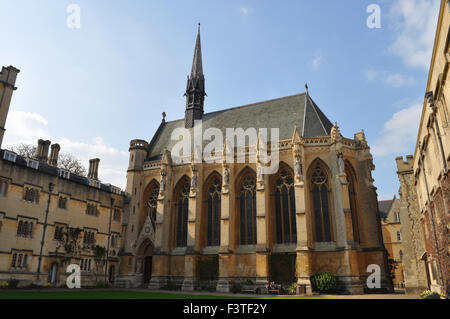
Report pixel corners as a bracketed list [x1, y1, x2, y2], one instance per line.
[147, 92, 334, 159]
[378, 199, 394, 220]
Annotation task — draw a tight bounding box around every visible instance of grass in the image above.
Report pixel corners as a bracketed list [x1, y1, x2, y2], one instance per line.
[0, 289, 257, 299]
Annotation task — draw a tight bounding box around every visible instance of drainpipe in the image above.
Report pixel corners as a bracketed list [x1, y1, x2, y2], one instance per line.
[104, 197, 114, 284]
[37, 182, 55, 282]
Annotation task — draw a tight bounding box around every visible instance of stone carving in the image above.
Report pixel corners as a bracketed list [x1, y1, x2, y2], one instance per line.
[295, 156, 303, 177]
[257, 165, 263, 182]
[331, 122, 343, 142]
[191, 171, 198, 189]
[337, 152, 345, 175]
[160, 170, 166, 193]
[223, 166, 230, 185]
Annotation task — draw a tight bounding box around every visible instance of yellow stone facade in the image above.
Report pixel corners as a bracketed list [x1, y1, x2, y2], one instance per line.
[379, 197, 405, 288]
[407, 0, 450, 295]
[117, 126, 392, 294]
[0, 145, 126, 286]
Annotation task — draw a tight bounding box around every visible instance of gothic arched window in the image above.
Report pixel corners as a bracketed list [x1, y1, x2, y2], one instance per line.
[310, 163, 332, 242]
[346, 161, 360, 243]
[175, 179, 190, 247]
[206, 176, 221, 247]
[144, 181, 160, 228]
[238, 171, 257, 245]
[274, 168, 297, 244]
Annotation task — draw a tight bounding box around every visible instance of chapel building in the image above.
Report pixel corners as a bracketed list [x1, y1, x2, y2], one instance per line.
[116, 26, 392, 294]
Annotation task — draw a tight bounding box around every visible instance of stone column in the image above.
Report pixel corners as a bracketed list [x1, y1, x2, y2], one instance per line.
[217, 164, 232, 292]
[255, 164, 269, 290]
[291, 132, 312, 295]
[293, 166, 313, 294]
[182, 164, 201, 291]
[149, 154, 172, 289]
[330, 147, 348, 249]
[341, 182, 355, 245]
[148, 185, 170, 289]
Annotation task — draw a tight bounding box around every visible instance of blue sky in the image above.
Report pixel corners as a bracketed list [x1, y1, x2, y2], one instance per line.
[0, 0, 441, 198]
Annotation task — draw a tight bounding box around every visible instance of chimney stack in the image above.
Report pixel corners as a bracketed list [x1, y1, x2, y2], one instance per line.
[88, 158, 100, 180]
[0, 66, 20, 149]
[49, 143, 60, 166]
[36, 139, 44, 159]
[41, 140, 51, 162]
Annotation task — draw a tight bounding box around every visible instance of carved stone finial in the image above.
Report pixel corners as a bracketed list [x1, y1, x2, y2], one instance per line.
[161, 149, 172, 165]
[162, 112, 166, 122]
[222, 138, 232, 163]
[292, 125, 302, 144]
[330, 122, 343, 142]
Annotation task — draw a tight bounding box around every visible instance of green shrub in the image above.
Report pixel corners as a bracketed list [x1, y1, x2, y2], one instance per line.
[287, 283, 297, 295]
[310, 272, 337, 293]
[420, 290, 444, 299]
[7, 279, 19, 289]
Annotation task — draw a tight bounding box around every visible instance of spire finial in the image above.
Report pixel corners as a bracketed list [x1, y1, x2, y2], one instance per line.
[162, 112, 166, 123]
[305, 83, 309, 94]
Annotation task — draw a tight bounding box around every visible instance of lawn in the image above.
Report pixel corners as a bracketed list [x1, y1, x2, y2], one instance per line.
[0, 289, 255, 299]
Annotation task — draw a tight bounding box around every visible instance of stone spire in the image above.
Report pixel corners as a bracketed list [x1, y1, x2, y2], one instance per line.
[190, 23, 203, 77]
[185, 23, 206, 129]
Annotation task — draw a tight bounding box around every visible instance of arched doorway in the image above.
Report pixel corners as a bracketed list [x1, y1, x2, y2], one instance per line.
[49, 262, 58, 285]
[109, 265, 115, 283]
[137, 239, 153, 284]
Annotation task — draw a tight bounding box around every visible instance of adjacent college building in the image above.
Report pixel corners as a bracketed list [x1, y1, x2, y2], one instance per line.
[396, 0, 450, 296]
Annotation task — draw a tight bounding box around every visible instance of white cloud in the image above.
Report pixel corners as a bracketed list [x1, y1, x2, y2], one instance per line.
[3, 111, 128, 189]
[4, 111, 50, 144]
[372, 101, 422, 157]
[312, 55, 322, 71]
[388, 0, 440, 69]
[364, 68, 415, 87]
[364, 68, 378, 81]
[239, 7, 250, 15]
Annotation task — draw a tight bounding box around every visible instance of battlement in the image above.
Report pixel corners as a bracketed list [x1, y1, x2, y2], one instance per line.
[129, 139, 148, 151]
[395, 155, 414, 173]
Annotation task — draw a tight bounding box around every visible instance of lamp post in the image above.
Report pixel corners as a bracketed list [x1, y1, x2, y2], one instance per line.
[37, 182, 55, 282]
[104, 197, 114, 284]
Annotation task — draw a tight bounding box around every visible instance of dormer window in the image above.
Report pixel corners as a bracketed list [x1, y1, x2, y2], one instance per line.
[59, 169, 70, 180]
[105, 184, 121, 194]
[26, 159, 39, 170]
[3, 151, 17, 162]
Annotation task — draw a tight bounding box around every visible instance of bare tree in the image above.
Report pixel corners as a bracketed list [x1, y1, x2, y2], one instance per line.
[58, 153, 87, 176]
[6, 143, 87, 176]
[7, 143, 37, 159]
